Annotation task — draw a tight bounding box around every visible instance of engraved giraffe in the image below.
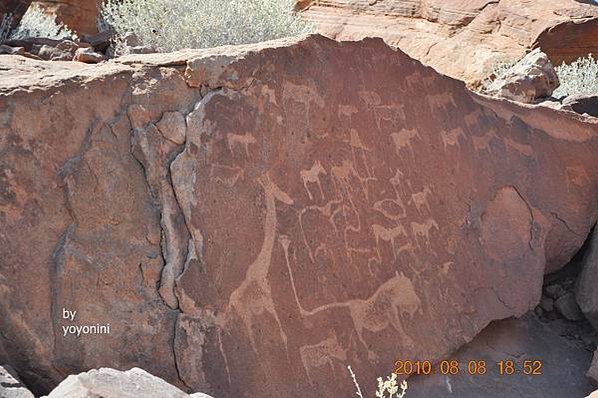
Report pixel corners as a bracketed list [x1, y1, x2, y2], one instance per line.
[223, 174, 294, 358]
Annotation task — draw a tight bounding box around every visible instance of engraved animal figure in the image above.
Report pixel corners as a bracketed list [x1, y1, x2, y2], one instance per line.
[373, 169, 409, 220]
[227, 133, 256, 157]
[299, 336, 348, 385]
[411, 218, 439, 244]
[338, 105, 358, 127]
[504, 137, 533, 157]
[301, 161, 327, 201]
[391, 128, 420, 156]
[472, 129, 497, 153]
[279, 234, 421, 362]
[372, 224, 408, 260]
[390, 169, 409, 191]
[428, 92, 457, 114]
[358, 90, 381, 107]
[223, 174, 294, 360]
[298, 200, 343, 262]
[372, 104, 405, 130]
[348, 129, 376, 191]
[409, 186, 432, 214]
[440, 128, 465, 150]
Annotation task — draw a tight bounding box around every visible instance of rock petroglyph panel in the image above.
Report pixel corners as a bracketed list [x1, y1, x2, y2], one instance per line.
[167, 37, 598, 397]
[0, 35, 597, 398]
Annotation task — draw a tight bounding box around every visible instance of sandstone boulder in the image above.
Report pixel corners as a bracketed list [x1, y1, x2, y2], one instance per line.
[43, 368, 209, 398]
[0, 35, 597, 397]
[485, 49, 560, 103]
[299, 0, 598, 86]
[554, 291, 585, 321]
[3, 37, 86, 60]
[577, 228, 598, 329]
[0, 45, 25, 55]
[73, 47, 105, 63]
[33, 0, 99, 36]
[0, 365, 34, 398]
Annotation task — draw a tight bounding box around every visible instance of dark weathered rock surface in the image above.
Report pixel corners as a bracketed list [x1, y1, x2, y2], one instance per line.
[409, 314, 595, 398]
[588, 350, 598, 385]
[562, 94, 598, 117]
[0, 0, 32, 32]
[577, 228, 598, 329]
[0, 365, 34, 398]
[0, 35, 597, 397]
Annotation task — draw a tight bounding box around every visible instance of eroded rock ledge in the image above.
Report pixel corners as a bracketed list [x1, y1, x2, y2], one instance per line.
[0, 35, 597, 397]
[299, 0, 598, 85]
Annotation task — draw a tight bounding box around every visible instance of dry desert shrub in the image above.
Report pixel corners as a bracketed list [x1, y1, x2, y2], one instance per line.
[553, 54, 598, 98]
[0, 13, 12, 42]
[8, 5, 75, 40]
[481, 58, 518, 92]
[100, 0, 313, 53]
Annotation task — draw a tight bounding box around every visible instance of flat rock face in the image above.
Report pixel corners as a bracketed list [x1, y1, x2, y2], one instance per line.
[299, 0, 598, 85]
[0, 35, 597, 397]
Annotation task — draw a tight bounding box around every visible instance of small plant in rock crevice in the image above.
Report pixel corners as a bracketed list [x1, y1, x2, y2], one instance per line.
[100, 0, 314, 53]
[348, 365, 408, 398]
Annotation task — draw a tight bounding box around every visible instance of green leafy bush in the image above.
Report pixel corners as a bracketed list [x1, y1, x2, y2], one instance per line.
[9, 5, 75, 40]
[553, 54, 598, 98]
[100, 0, 313, 53]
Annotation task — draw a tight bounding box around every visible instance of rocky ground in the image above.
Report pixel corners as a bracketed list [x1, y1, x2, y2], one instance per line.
[410, 248, 598, 398]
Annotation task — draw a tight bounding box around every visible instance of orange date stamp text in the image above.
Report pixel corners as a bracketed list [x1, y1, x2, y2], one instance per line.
[393, 359, 543, 376]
